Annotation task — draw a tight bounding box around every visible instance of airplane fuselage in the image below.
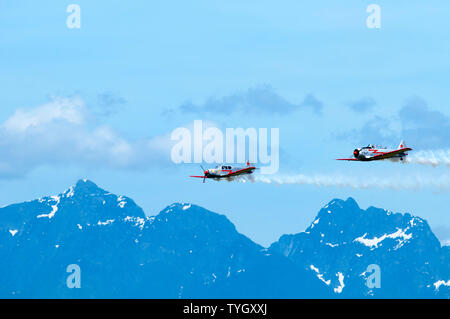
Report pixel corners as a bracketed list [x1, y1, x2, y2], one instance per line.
[204, 164, 255, 179]
[354, 147, 407, 161]
[337, 142, 412, 162]
[190, 163, 257, 182]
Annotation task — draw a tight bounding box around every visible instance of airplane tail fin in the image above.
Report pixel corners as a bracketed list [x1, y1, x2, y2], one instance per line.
[398, 140, 406, 149]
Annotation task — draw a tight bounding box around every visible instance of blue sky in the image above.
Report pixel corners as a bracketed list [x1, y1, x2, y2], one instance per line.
[1, 1, 450, 246]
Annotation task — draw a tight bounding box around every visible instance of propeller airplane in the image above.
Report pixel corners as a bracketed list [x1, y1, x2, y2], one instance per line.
[190, 161, 257, 183]
[337, 140, 412, 162]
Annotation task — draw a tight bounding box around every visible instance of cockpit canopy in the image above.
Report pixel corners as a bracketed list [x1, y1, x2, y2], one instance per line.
[216, 164, 232, 170]
[363, 144, 385, 149]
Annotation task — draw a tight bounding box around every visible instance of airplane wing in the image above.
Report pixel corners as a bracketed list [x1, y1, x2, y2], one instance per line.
[227, 167, 255, 176]
[190, 175, 211, 178]
[336, 158, 359, 161]
[371, 147, 412, 160]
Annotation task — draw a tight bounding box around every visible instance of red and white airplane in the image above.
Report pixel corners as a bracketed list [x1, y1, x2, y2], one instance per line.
[337, 141, 412, 162]
[190, 161, 257, 183]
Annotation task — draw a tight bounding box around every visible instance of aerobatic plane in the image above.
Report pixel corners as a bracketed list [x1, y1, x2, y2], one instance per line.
[337, 141, 412, 162]
[190, 161, 257, 183]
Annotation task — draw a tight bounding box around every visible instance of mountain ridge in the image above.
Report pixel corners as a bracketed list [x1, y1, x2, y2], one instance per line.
[269, 197, 448, 298]
[0, 179, 448, 298]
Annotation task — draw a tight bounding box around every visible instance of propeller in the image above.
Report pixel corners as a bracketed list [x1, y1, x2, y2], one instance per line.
[200, 165, 207, 183]
[353, 149, 360, 159]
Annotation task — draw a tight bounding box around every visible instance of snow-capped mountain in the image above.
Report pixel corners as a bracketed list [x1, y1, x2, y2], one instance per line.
[0, 180, 448, 298]
[269, 197, 450, 298]
[0, 179, 328, 298]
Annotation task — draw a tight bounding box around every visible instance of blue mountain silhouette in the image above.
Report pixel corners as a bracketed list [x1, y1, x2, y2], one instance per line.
[0, 180, 448, 298]
[270, 197, 449, 298]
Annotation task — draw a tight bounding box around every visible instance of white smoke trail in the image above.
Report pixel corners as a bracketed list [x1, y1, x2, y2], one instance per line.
[212, 174, 255, 183]
[227, 150, 450, 190]
[251, 173, 450, 191]
[406, 150, 450, 167]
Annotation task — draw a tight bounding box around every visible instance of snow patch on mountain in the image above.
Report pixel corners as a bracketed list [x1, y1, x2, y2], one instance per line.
[117, 196, 127, 208]
[334, 272, 345, 294]
[97, 219, 115, 226]
[433, 280, 450, 290]
[124, 216, 148, 229]
[310, 218, 320, 229]
[36, 195, 60, 219]
[310, 265, 331, 286]
[65, 186, 75, 198]
[354, 228, 412, 249]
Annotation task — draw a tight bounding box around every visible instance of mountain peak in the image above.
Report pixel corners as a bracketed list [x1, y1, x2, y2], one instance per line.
[64, 179, 108, 198]
[161, 203, 194, 213]
[304, 197, 422, 247]
[344, 197, 359, 208]
[317, 197, 361, 220]
[53, 179, 146, 221]
[74, 178, 100, 190]
[325, 197, 360, 210]
[155, 202, 245, 242]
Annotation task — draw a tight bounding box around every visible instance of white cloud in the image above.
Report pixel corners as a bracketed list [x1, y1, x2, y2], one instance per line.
[0, 96, 173, 178]
[4, 97, 86, 132]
